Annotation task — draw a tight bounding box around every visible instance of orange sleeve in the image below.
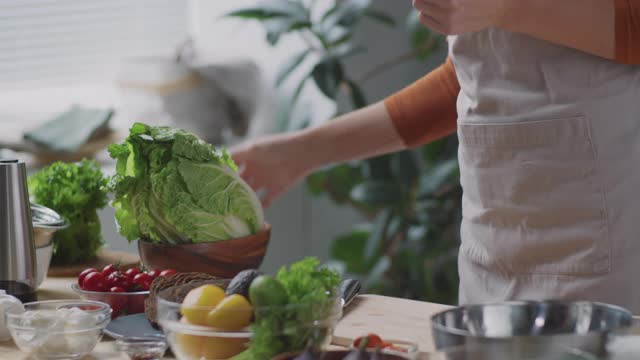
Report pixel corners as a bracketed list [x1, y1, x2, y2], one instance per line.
[384, 57, 460, 148]
[615, 0, 640, 64]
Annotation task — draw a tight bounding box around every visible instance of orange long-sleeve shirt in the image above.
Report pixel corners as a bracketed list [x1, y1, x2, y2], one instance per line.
[386, 1, 640, 148]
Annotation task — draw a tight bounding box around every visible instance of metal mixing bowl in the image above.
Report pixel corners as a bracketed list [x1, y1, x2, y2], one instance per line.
[31, 203, 67, 248]
[30, 203, 67, 287]
[421, 345, 599, 360]
[431, 301, 632, 357]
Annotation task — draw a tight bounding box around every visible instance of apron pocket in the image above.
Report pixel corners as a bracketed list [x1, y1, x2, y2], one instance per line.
[458, 116, 610, 276]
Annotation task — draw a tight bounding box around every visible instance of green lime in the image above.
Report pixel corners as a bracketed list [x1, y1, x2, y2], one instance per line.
[249, 275, 288, 308]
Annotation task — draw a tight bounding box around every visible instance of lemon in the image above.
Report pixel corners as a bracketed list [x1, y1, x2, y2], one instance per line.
[206, 294, 253, 331]
[181, 284, 225, 325]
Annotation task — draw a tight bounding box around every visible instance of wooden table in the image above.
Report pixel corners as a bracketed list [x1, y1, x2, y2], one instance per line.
[0, 278, 452, 359]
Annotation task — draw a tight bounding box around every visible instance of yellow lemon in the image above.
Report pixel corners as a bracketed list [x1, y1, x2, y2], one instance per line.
[181, 284, 225, 325]
[175, 318, 204, 358]
[206, 294, 253, 331]
[201, 336, 248, 359]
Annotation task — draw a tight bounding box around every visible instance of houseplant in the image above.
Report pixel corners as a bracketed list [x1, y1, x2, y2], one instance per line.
[227, 0, 461, 304]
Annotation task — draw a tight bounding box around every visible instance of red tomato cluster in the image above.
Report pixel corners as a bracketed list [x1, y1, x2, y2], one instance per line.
[77, 265, 177, 292]
[77, 265, 177, 318]
[353, 334, 407, 353]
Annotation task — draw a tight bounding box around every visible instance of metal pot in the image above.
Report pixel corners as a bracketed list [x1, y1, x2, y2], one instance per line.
[431, 301, 633, 357]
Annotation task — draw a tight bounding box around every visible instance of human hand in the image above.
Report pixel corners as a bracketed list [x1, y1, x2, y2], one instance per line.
[231, 133, 313, 208]
[412, 0, 514, 35]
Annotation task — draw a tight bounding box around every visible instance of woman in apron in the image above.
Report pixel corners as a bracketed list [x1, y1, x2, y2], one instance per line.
[232, 0, 640, 312]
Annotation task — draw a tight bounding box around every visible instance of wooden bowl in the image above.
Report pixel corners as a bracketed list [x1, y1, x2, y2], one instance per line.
[138, 224, 271, 278]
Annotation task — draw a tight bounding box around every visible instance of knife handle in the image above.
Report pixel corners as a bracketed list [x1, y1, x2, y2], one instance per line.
[340, 279, 361, 309]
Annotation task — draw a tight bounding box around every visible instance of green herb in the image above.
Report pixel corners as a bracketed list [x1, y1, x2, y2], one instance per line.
[233, 257, 341, 360]
[28, 159, 108, 265]
[107, 122, 264, 244]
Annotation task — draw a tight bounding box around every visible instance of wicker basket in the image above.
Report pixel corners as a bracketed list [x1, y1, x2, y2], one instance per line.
[144, 272, 230, 327]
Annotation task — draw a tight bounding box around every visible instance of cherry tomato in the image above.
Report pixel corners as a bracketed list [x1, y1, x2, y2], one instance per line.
[82, 272, 107, 292]
[353, 334, 384, 349]
[110, 286, 125, 293]
[77, 268, 98, 288]
[124, 267, 141, 280]
[159, 269, 177, 277]
[106, 272, 131, 290]
[132, 272, 152, 291]
[146, 269, 161, 280]
[102, 264, 118, 277]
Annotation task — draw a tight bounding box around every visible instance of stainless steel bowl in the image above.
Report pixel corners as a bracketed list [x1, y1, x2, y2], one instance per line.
[30, 203, 68, 287]
[431, 301, 632, 357]
[31, 203, 67, 248]
[421, 344, 599, 360]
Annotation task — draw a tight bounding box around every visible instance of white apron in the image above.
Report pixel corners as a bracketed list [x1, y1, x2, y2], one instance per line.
[449, 30, 640, 312]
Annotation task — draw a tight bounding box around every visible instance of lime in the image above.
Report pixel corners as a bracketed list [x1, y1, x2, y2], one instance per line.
[248, 275, 288, 308]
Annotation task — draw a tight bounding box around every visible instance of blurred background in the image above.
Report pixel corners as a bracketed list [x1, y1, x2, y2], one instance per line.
[1, 0, 460, 304]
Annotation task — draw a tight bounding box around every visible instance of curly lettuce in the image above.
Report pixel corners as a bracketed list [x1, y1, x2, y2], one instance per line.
[107, 123, 263, 244]
[234, 257, 341, 360]
[28, 159, 108, 265]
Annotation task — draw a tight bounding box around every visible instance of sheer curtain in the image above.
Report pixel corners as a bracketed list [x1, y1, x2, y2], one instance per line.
[0, 0, 189, 89]
[0, 0, 190, 135]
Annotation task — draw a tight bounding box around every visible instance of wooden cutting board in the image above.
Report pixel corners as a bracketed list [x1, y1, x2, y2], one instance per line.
[333, 294, 453, 353]
[48, 250, 140, 277]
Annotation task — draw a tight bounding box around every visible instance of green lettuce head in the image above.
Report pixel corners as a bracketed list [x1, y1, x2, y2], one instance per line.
[108, 123, 264, 244]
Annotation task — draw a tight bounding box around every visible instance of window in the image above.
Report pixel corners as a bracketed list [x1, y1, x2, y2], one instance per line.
[0, 0, 189, 89]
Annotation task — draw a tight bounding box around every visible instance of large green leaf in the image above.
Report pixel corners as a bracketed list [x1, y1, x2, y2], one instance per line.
[418, 159, 459, 197]
[421, 138, 449, 163]
[331, 43, 366, 59]
[391, 150, 420, 187]
[226, 0, 307, 20]
[364, 209, 391, 262]
[226, 9, 290, 20]
[345, 79, 366, 109]
[362, 155, 392, 180]
[365, 255, 391, 288]
[265, 18, 311, 45]
[290, 77, 307, 109]
[329, 229, 371, 274]
[311, 57, 344, 99]
[306, 163, 363, 203]
[321, 0, 371, 29]
[350, 181, 403, 206]
[228, 0, 310, 45]
[326, 27, 352, 47]
[276, 49, 311, 87]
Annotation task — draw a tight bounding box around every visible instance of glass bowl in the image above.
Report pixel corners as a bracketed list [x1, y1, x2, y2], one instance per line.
[115, 335, 169, 360]
[155, 281, 343, 360]
[72, 283, 149, 319]
[6, 300, 111, 360]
